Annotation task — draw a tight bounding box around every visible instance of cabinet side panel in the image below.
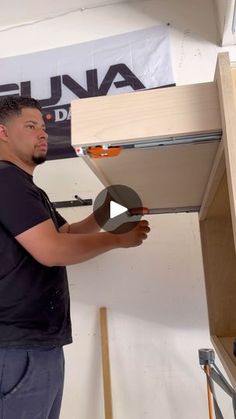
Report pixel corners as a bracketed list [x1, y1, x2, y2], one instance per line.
[211, 336, 236, 389]
[215, 53, 236, 251]
[200, 172, 236, 336]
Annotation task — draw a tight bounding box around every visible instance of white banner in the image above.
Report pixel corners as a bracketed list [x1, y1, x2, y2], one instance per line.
[0, 25, 174, 158]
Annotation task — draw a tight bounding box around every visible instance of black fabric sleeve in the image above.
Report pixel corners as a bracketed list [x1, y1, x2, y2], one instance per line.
[38, 188, 67, 229]
[0, 167, 51, 237]
[53, 208, 67, 229]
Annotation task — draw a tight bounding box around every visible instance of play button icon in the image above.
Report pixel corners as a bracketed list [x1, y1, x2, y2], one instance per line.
[93, 184, 145, 233]
[110, 201, 128, 218]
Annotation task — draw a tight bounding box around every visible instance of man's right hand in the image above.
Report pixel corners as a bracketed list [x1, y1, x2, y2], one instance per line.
[116, 220, 150, 248]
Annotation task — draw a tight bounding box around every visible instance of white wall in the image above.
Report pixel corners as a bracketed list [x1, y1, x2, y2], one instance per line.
[1, 0, 236, 417]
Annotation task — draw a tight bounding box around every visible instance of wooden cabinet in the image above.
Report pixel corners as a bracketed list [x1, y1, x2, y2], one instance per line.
[71, 52, 236, 388]
[199, 54, 236, 387]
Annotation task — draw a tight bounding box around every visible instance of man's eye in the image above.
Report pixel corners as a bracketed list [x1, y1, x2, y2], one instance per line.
[27, 125, 35, 129]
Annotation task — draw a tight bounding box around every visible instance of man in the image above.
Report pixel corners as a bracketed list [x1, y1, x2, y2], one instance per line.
[0, 96, 150, 419]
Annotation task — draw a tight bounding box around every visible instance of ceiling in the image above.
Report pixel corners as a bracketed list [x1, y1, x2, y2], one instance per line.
[0, 0, 130, 29]
[0, 0, 235, 46]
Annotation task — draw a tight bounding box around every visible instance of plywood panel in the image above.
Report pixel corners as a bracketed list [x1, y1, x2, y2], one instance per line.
[211, 336, 236, 389]
[215, 53, 236, 251]
[83, 141, 219, 209]
[71, 82, 221, 147]
[200, 173, 236, 337]
[199, 54, 236, 391]
[199, 140, 225, 220]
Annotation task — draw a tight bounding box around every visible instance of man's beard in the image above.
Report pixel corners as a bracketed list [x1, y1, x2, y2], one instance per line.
[32, 155, 47, 165]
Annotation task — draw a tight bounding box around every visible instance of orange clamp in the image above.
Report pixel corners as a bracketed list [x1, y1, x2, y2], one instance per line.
[87, 146, 121, 159]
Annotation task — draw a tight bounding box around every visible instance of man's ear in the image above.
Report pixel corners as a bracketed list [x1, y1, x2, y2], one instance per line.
[0, 124, 8, 142]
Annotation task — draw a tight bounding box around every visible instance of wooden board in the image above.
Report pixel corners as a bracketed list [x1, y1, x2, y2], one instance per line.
[83, 141, 219, 210]
[71, 82, 221, 147]
[199, 140, 225, 220]
[200, 173, 236, 337]
[199, 54, 236, 391]
[211, 336, 236, 389]
[215, 53, 236, 251]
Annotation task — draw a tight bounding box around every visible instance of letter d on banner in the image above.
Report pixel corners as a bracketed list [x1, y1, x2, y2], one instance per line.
[55, 108, 67, 122]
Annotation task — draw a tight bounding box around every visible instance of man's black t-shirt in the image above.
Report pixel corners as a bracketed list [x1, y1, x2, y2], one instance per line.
[0, 161, 72, 347]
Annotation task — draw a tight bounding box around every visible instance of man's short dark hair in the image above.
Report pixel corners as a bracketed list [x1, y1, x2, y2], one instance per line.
[0, 96, 42, 124]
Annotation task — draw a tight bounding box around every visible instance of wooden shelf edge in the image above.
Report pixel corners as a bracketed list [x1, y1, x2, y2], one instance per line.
[215, 52, 236, 251]
[71, 82, 221, 147]
[199, 140, 225, 220]
[211, 335, 236, 389]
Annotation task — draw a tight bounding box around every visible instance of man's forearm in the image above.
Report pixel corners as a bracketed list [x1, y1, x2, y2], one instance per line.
[69, 213, 101, 234]
[69, 198, 111, 234]
[16, 219, 150, 267]
[50, 231, 120, 266]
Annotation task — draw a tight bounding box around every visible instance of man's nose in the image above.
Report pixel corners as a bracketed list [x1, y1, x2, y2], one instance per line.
[38, 129, 48, 140]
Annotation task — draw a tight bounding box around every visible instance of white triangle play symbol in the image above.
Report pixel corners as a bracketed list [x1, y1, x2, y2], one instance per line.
[110, 201, 128, 219]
